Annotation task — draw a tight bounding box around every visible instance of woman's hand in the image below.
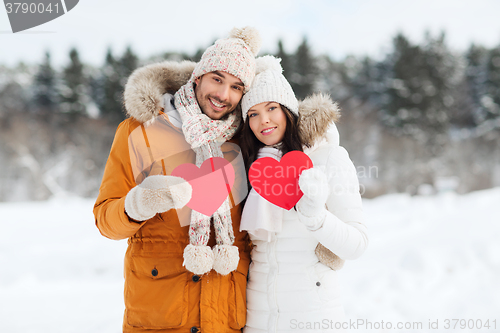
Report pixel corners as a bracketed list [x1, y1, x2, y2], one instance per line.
[296, 168, 330, 230]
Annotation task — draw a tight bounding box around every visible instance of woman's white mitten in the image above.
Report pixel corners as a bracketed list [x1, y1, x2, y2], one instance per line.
[296, 168, 330, 230]
[125, 175, 192, 221]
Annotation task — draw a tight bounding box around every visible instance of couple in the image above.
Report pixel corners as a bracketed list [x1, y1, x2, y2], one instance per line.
[94, 27, 368, 333]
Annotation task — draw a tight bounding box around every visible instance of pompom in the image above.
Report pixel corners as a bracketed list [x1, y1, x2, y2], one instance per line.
[212, 245, 239, 275]
[255, 55, 283, 75]
[183, 244, 214, 275]
[229, 26, 262, 56]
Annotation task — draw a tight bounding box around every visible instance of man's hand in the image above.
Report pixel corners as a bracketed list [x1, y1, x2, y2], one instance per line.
[125, 175, 192, 222]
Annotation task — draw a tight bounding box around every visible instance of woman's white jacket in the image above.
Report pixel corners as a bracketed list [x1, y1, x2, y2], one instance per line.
[242, 94, 369, 333]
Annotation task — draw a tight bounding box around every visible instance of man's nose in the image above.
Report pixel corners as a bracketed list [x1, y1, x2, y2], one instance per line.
[216, 84, 230, 101]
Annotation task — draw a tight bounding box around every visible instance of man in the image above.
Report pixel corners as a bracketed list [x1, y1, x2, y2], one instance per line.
[93, 27, 261, 333]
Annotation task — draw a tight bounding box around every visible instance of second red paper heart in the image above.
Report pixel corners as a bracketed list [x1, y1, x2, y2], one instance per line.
[248, 151, 313, 210]
[171, 157, 235, 216]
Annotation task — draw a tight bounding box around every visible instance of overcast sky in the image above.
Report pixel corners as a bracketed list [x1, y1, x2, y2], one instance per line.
[2, 0, 500, 68]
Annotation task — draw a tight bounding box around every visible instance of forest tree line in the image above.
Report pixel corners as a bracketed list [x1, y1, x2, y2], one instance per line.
[0, 31, 499, 201]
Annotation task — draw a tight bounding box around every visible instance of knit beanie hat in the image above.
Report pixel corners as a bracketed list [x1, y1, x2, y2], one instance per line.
[241, 55, 299, 120]
[192, 27, 261, 92]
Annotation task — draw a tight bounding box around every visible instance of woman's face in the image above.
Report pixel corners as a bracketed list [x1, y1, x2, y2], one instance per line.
[247, 102, 287, 146]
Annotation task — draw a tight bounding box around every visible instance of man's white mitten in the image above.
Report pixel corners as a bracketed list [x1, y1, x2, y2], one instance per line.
[296, 168, 330, 230]
[125, 175, 192, 221]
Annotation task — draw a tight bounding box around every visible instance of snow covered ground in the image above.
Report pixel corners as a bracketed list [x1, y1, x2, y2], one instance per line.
[1, 188, 499, 332]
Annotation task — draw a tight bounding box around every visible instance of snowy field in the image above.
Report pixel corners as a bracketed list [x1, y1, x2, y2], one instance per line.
[1, 188, 499, 332]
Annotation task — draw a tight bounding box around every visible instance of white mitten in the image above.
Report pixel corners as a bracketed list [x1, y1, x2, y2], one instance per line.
[125, 175, 192, 221]
[296, 168, 330, 230]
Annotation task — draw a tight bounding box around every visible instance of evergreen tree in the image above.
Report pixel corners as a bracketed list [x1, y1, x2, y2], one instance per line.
[60, 47, 87, 117]
[290, 37, 317, 99]
[315, 54, 350, 102]
[33, 51, 58, 114]
[350, 56, 386, 106]
[419, 32, 457, 139]
[276, 39, 293, 82]
[381, 32, 459, 147]
[381, 33, 423, 133]
[483, 45, 500, 121]
[97, 48, 124, 122]
[119, 46, 139, 86]
[0, 64, 30, 117]
[455, 44, 488, 127]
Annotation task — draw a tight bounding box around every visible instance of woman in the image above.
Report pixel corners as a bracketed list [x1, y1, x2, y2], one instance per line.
[239, 56, 369, 332]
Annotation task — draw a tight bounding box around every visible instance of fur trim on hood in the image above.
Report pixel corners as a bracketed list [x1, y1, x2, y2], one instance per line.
[123, 60, 196, 124]
[298, 93, 341, 148]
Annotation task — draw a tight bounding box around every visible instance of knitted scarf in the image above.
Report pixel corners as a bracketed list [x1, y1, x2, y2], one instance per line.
[174, 78, 241, 275]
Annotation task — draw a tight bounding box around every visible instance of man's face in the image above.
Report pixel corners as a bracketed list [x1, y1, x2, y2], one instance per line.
[194, 71, 244, 120]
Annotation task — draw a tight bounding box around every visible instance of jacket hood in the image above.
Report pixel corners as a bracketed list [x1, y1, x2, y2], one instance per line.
[123, 60, 196, 124]
[298, 93, 341, 148]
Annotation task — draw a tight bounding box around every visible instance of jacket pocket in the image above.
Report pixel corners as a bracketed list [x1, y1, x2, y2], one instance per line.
[125, 255, 189, 329]
[228, 263, 248, 329]
[313, 262, 341, 304]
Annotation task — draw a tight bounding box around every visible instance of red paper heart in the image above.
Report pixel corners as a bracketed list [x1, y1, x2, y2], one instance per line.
[248, 151, 313, 210]
[171, 157, 235, 216]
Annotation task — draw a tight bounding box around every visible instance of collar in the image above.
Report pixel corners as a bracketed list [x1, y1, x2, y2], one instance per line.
[163, 93, 182, 128]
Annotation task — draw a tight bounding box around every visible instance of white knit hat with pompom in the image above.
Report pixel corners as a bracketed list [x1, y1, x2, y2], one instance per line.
[192, 27, 261, 93]
[241, 55, 298, 120]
